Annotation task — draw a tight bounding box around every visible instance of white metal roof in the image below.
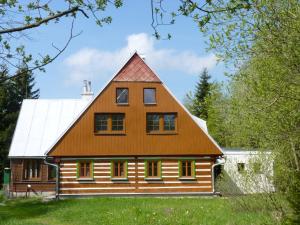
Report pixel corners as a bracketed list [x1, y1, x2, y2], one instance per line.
[8, 99, 90, 157]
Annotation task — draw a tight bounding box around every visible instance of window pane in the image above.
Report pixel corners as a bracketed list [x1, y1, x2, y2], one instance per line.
[146, 114, 160, 132]
[80, 163, 85, 177]
[144, 88, 156, 104]
[182, 162, 186, 176]
[48, 166, 56, 179]
[120, 162, 124, 176]
[187, 162, 192, 176]
[86, 163, 90, 177]
[163, 114, 176, 131]
[148, 162, 153, 176]
[116, 88, 128, 104]
[114, 162, 119, 176]
[112, 114, 124, 131]
[153, 162, 158, 177]
[95, 114, 108, 131]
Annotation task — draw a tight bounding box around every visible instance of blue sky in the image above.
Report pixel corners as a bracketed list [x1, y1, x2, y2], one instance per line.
[23, 1, 228, 102]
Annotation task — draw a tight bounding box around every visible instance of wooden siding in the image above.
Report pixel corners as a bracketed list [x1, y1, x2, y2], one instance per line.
[49, 81, 222, 156]
[59, 157, 213, 195]
[10, 159, 55, 193]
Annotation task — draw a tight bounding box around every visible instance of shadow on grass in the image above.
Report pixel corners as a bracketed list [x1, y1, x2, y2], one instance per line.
[0, 198, 70, 223]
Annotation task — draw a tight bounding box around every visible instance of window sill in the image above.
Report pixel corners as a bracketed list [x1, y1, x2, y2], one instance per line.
[146, 132, 177, 135]
[178, 177, 196, 181]
[116, 103, 129, 106]
[77, 178, 94, 181]
[144, 177, 162, 181]
[144, 103, 157, 106]
[94, 131, 126, 136]
[111, 178, 128, 182]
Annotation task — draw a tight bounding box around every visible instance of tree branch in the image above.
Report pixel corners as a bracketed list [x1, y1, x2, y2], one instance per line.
[0, 19, 81, 82]
[0, 6, 88, 35]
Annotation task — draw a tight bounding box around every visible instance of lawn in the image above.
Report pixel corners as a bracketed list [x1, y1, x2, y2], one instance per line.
[0, 196, 276, 225]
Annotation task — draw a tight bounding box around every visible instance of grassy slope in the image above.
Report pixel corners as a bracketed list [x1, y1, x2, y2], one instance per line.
[0, 197, 275, 225]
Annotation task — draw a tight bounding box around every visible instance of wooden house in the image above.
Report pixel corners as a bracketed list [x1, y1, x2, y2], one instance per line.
[8, 53, 224, 197]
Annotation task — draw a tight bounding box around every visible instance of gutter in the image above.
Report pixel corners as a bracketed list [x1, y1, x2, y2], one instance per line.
[211, 157, 225, 194]
[44, 156, 59, 200]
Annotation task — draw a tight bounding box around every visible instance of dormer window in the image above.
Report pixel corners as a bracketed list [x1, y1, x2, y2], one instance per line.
[144, 88, 156, 104]
[116, 88, 128, 104]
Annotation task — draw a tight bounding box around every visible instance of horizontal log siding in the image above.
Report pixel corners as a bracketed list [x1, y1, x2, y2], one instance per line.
[59, 158, 213, 195]
[10, 159, 55, 193]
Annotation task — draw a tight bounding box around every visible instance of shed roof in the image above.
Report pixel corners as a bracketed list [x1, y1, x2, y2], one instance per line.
[9, 99, 90, 157]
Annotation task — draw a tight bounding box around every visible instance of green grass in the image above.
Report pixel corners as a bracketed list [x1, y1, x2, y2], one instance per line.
[0, 196, 276, 225]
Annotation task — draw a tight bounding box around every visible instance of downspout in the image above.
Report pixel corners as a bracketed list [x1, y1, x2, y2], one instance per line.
[211, 157, 225, 194]
[44, 156, 59, 200]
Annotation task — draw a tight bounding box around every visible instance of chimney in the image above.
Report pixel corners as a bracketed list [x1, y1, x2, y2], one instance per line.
[81, 80, 94, 100]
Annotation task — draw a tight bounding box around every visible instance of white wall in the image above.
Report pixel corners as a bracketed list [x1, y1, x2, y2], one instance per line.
[223, 150, 275, 194]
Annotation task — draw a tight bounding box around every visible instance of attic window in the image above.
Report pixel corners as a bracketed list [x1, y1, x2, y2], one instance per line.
[116, 88, 129, 104]
[94, 113, 125, 134]
[144, 88, 156, 104]
[146, 113, 177, 134]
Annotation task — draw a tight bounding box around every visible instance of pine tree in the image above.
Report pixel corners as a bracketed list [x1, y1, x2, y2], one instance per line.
[192, 68, 211, 119]
[0, 67, 39, 185]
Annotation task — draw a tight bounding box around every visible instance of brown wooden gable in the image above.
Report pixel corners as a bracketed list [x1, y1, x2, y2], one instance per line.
[48, 54, 222, 157]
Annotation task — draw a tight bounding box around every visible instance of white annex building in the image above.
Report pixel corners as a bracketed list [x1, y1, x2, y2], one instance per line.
[222, 149, 275, 194]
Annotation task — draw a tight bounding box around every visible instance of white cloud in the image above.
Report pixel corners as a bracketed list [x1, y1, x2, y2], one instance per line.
[64, 33, 217, 84]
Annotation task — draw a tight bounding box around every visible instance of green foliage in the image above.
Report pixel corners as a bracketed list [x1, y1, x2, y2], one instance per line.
[192, 68, 211, 120]
[0, 197, 276, 225]
[0, 66, 39, 185]
[0, 0, 123, 81]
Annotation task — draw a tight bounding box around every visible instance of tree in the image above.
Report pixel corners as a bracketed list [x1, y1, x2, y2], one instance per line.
[192, 68, 211, 119]
[0, 67, 39, 186]
[0, 0, 123, 82]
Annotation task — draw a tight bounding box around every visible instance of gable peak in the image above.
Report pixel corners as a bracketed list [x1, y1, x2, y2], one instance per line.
[113, 53, 161, 82]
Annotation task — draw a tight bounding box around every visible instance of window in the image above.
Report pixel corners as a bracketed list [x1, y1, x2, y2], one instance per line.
[237, 163, 245, 173]
[145, 160, 161, 179]
[146, 113, 177, 133]
[144, 88, 156, 104]
[146, 114, 160, 132]
[77, 161, 93, 179]
[95, 114, 109, 131]
[23, 160, 41, 180]
[48, 166, 56, 180]
[179, 160, 195, 178]
[116, 88, 129, 104]
[163, 114, 176, 131]
[94, 113, 125, 133]
[111, 161, 127, 179]
[112, 114, 124, 131]
[252, 162, 262, 174]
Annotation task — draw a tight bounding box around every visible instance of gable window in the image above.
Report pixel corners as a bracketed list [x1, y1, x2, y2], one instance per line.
[111, 161, 127, 179]
[146, 114, 160, 132]
[116, 88, 129, 104]
[144, 88, 156, 104]
[23, 160, 41, 180]
[94, 113, 125, 134]
[179, 160, 195, 179]
[112, 114, 124, 131]
[77, 161, 93, 179]
[95, 114, 109, 131]
[163, 114, 176, 131]
[146, 113, 177, 133]
[145, 160, 161, 179]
